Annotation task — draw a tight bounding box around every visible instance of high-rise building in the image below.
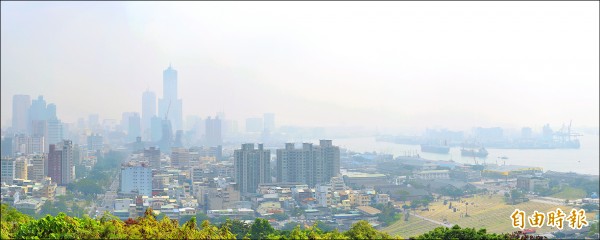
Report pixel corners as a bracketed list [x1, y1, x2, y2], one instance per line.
[1, 157, 16, 184]
[128, 113, 141, 142]
[263, 113, 275, 132]
[12, 95, 31, 133]
[171, 147, 190, 169]
[13, 134, 45, 155]
[46, 119, 63, 146]
[1, 136, 14, 158]
[72, 144, 83, 165]
[47, 144, 62, 185]
[59, 140, 74, 184]
[87, 134, 103, 152]
[150, 116, 163, 142]
[158, 65, 183, 132]
[159, 119, 173, 154]
[28, 96, 47, 134]
[142, 91, 157, 140]
[245, 118, 264, 133]
[30, 154, 46, 182]
[205, 116, 222, 147]
[144, 147, 161, 170]
[88, 114, 100, 131]
[234, 143, 271, 194]
[121, 163, 152, 196]
[276, 140, 340, 187]
[120, 112, 135, 133]
[14, 156, 28, 180]
[46, 104, 58, 121]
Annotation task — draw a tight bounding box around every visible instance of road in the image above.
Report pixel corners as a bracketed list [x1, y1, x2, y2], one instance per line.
[92, 171, 120, 218]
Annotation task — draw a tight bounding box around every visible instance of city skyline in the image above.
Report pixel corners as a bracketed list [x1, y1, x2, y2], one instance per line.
[2, 2, 599, 133]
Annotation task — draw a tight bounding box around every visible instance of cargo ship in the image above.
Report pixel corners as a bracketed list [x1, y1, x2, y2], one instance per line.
[461, 147, 488, 158]
[420, 142, 450, 154]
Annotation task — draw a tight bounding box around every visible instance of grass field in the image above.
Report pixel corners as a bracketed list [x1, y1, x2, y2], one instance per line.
[381, 214, 441, 238]
[551, 186, 587, 200]
[383, 194, 597, 238]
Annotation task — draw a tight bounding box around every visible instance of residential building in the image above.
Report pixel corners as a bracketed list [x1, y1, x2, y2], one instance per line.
[14, 157, 28, 180]
[1, 157, 16, 184]
[59, 140, 74, 184]
[47, 144, 62, 185]
[171, 147, 190, 169]
[234, 143, 271, 194]
[30, 154, 46, 182]
[144, 147, 161, 170]
[276, 140, 340, 187]
[121, 163, 152, 197]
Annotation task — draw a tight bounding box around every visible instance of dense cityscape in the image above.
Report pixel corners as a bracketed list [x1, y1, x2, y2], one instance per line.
[2, 1, 599, 239]
[1, 64, 598, 239]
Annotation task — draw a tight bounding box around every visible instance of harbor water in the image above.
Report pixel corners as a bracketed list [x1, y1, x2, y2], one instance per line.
[327, 134, 599, 175]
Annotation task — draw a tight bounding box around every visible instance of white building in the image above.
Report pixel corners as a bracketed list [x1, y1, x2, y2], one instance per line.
[121, 164, 152, 196]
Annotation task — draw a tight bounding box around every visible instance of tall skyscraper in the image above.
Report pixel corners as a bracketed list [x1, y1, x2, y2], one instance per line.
[234, 143, 271, 194]
[12, 95, 31, 133]
[142, 91, 157, 140]
[158, 65, 183, 132]
[276, 140, 340, 187]
[263, 113, 275, 132]
[205, 116, 222, 147]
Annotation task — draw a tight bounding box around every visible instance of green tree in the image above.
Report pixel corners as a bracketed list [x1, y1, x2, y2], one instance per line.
[250, 218, 275, 239]
[270, 213, 289, 221]
[1, 204, 32, 239]
[344, 220, 394, 240]
[414, 225, 508, 239]
[221, 218, 250, 239]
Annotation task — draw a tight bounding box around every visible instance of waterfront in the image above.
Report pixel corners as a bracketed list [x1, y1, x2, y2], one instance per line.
[329, 134, 599, 176]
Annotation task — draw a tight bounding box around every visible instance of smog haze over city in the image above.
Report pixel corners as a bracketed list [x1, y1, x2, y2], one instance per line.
[1, 2, 600, 239]
[2, 1, 598, 133]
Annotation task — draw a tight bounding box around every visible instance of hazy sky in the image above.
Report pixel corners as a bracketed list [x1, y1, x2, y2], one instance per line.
[2, 1, 598, 133]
